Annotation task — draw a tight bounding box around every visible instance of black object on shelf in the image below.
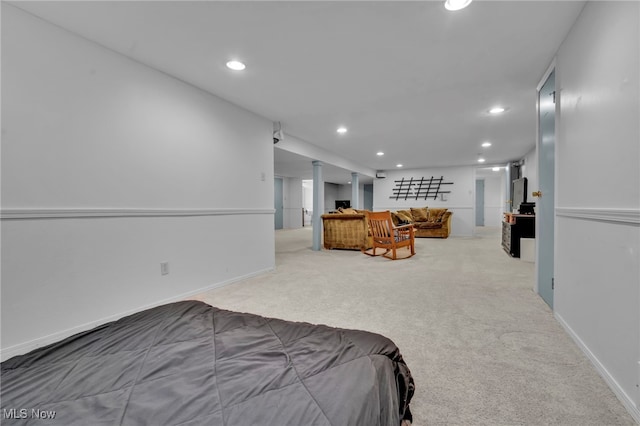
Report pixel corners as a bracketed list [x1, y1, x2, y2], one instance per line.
[519, 202, 535, 215]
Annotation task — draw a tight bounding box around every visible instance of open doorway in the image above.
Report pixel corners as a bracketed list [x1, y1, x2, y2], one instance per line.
[302, 179, 313, 227]
[475, 167, 507, 227]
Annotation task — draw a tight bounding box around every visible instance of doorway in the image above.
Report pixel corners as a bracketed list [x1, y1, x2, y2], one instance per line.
[302, 180, 313, 227]
[537, 69, 555, 309]
[475, 179, 485, 226]
[274, 177, 283, 230]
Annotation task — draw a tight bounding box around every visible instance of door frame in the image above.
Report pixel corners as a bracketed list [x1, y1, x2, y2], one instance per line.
[475, 179, 485, 226]
[274, 177, 284, 230]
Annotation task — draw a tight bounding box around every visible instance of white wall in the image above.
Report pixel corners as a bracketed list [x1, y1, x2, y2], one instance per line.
[373, 166, 475, 236]
[1, 6, 275, 359]
[302, 180, 313, 226]
[554, 2, 640, 421]
[336, 183, 365, 210]
[282, 177, 303, 229]
[482, 174, 504, 227]
[324, 182, 340, 213]
[521, 148, 538, 205]
[337, 184, 352, 203]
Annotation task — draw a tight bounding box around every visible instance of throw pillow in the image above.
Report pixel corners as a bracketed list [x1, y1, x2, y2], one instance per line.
[410, 207, 429, 222]
[428, 208, 447, 222]
[397, 209, 413, 222]
[396, 213, 411, 225]
[396, 210, 413, 223]
[341, 208, 358, 214]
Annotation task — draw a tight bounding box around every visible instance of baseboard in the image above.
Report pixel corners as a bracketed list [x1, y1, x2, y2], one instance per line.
[555, 312, 640, 423]
[0, 267, 275, 362]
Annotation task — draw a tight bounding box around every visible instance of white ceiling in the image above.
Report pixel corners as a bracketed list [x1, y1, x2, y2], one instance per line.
[11, 0, 585, 184]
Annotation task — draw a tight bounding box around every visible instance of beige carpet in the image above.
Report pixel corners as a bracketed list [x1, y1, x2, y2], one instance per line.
[191, 227, 635, 426]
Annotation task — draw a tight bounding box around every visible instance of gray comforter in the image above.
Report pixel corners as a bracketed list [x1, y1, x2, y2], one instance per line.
[1, 301, 414, 425]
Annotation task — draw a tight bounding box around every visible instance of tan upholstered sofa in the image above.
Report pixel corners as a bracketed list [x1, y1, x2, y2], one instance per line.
[321, 208, 373, 251]
[391, 207, 452, 238]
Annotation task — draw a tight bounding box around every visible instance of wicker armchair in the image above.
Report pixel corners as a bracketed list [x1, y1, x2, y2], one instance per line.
[321, 210, 373, 251]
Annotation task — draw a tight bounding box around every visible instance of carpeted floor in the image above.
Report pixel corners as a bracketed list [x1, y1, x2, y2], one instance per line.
[192, 226, 635, 425]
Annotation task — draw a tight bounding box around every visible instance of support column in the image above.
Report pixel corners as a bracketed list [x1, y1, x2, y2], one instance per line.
[312, 161, 324, 251]
[351, 172, 360, 209]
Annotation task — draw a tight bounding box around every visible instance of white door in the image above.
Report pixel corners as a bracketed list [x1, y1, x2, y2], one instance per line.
[536, 70, 555, 309]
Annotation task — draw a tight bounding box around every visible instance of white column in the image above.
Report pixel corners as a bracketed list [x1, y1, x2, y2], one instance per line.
[312, 161, 324, 251]
[351, 172, 360, 209]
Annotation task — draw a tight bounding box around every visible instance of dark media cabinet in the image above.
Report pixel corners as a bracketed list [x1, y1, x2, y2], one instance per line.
[502, 214, 535, 258]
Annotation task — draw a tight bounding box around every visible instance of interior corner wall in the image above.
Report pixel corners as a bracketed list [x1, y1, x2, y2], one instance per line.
[373, 166, 475, 236]
[554, 1, 640, 420]
[1, 6, 275, 360]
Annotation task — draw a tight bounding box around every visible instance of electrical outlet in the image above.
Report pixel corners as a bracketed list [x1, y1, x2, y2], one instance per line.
[160, 262, 169, 275]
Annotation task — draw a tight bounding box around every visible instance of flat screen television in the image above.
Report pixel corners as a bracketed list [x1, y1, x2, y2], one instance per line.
[511, 177, 527, 213]
[335, 200, 351, 210]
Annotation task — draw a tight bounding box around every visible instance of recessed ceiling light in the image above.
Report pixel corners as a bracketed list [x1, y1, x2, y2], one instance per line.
[444, 0, 472, 11]
[337, 127, 347, 134]
[396, 164, 403, 168]
[492, 167, 500, 171]
[481, 142, 492, 148]
[489, 106, 505, 114]
[226, 60, 246, 71]
[377, 151, 384, 156]
[348, 181, 352, 184]
[477, 158, 486, 163]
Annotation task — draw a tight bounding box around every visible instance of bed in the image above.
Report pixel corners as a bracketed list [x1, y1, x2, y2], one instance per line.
[1, 301, 414, 425]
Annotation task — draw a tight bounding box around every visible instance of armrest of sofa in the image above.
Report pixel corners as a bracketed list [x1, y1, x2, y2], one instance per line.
[441, 211, 453, 233]
[393, 223, 415, 240]
[321, 213, 371, 250]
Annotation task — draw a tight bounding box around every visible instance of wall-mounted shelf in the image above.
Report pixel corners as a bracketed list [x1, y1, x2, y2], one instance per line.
[389, 176, 453, 201]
